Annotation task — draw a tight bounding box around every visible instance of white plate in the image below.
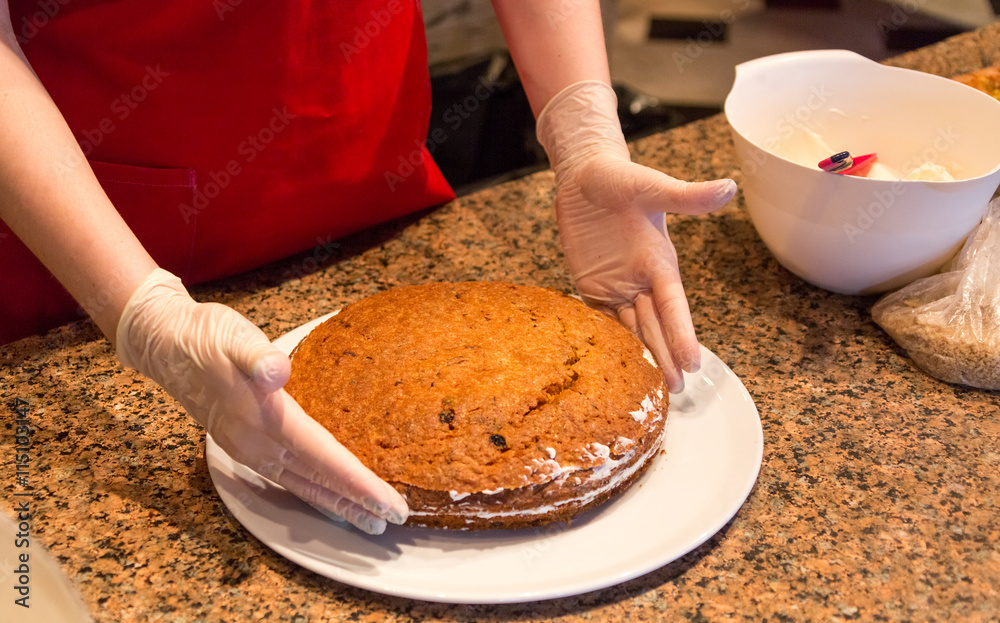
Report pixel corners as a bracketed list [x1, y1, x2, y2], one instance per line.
[206, 313, 763, 604]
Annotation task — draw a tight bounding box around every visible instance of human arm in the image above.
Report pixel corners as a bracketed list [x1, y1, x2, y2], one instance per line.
[0, 5, 406, 533]
[0, 6, 156, 337]
[490, 0, 737, 392]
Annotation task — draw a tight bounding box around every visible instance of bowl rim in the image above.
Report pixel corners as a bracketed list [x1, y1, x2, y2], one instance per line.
[723, 49, 1000, 184]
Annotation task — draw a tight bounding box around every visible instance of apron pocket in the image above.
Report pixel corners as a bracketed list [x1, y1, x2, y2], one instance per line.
[0, 161, 197, 344]
[89, 160, 198, 281]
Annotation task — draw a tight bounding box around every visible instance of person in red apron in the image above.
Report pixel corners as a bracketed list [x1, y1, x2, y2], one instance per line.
[0, 1, 736, 533]
[2, 0, 455, 343]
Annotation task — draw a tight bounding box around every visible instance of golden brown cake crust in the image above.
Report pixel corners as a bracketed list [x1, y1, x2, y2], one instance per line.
[953, 66, 1000, 100]
[285, 282, 668, 529]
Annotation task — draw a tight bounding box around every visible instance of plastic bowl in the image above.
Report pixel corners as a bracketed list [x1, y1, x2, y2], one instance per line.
[725, 49, 1000, 294]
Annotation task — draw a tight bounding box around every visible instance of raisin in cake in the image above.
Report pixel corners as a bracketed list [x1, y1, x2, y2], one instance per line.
[284, 282, 668, 530]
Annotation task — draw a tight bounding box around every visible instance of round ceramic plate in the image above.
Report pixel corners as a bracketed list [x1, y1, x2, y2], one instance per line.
[206, 313, 763, 604]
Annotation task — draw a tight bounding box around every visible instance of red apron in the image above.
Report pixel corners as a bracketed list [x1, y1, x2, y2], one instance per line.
[2, 0, 454, 344]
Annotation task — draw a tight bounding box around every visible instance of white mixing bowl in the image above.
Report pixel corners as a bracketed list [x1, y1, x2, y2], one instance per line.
[725, 49, 1000, 294]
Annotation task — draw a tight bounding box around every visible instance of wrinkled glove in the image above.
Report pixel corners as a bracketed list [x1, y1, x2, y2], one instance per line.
[536, 80, 737, 393]
[116, 268, 408, 534]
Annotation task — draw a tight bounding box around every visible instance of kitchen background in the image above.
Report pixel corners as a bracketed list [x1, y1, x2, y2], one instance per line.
[422, 0, 1000, 195]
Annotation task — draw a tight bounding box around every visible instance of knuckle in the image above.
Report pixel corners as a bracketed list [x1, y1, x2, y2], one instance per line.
[655, 292, 688, 325]
[295, 481, 327, 507]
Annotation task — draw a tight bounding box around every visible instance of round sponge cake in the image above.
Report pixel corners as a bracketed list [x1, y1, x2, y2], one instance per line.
[284, 282, 668, 529]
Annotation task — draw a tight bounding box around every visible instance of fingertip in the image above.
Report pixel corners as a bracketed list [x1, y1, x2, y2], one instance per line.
[617, 165, 737, 216]
[358, 516, 388, 536]
[713, 179, 737, 204]
[312, 498, 388, 535]
[385, 487, 410, 525]
[386, 507, 408, 526]
[390, 514, 407, 526]
[221, 311, 292, 390]
[386, 490, 410, 525]
[329, 506, 387, 535]
[653, 353, 685, 395]
[362, 493, 409, 526]
[252, 350, 291, 392]
[689, 179, 737, 213]
[676, 344, 701, 374]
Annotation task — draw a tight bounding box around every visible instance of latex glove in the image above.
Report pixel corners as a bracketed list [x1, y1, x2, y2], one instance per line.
[537, 81, 737, 393]
[116, 268, 408, 534]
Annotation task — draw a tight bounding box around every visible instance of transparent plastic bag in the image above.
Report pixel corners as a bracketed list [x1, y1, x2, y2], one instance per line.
[872, 195, 1000, 389]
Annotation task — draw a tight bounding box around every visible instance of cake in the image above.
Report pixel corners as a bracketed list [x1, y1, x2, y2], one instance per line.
[284, 282, 668, 529]
[954, 66, 1000, 100]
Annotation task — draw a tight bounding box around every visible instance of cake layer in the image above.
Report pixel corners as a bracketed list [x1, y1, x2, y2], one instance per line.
[285, 282, 668, 529]
[399, 405, 667, 530]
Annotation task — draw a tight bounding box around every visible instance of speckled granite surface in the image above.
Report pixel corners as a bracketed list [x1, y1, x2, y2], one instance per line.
[3, 23, 1000, 623]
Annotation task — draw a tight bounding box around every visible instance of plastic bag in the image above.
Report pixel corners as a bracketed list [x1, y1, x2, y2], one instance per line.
[872, 195, 1000, 389]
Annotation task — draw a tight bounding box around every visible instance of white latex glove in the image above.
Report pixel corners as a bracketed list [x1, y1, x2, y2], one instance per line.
[116, 268, 408, 534]
[537, 81, 737, 393]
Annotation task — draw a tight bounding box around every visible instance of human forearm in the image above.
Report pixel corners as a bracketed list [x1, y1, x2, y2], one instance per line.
[1, 5, 411, 536]
[491, 1, 737, 391]
[0, 12, 156, 343]
[490, 0, 610, 117]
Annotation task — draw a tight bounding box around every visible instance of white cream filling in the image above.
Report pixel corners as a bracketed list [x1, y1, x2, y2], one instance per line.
[613, 436, 635, 454]
[524, 457, 570, 480]
[412, 387, 668, 520]
[583, 442, 610, 462]
[410, 423, 667, 520]
[630, 387, 662, 423]
[642, 348, 657, 368]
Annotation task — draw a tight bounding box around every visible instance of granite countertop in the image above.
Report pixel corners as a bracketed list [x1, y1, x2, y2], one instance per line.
[3, 23, 1000, 623]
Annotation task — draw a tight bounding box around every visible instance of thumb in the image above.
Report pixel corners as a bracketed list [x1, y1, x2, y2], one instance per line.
[632, 168, 737, 216]
[249, 348, 292, 393]
[216, 307, 291, 392]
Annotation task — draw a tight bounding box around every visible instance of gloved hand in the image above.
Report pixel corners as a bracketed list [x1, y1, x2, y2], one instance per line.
[116, 268, 408, 534]
[537, 81, 737, 393]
